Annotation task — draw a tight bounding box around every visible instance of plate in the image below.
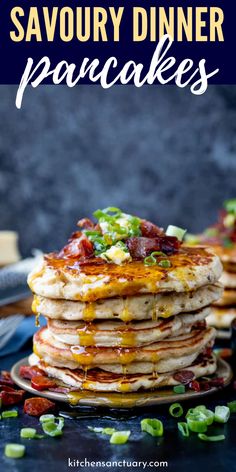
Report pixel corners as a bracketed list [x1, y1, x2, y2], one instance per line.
[11, 357, 233, 409]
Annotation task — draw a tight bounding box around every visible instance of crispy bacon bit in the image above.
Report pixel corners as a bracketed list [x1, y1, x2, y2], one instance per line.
[31, 375, 57, 391]
[140, 220, 164, 238]
[19, 365, 45, 380]
[173, 370, 194, 385]
[24, 397, 55, 416]
[0, 389, 25, 406]
[0, 371, 14, 386]
[126, 236, 180, 259]
[77, 218, 95, 230]
[189, 380, 201, 392]
[59, 234, 94, 259]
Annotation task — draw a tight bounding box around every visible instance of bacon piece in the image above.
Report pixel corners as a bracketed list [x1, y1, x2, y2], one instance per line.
[19, 365, 45, 380]
[31, 375, 57, 391]
[0, 389, 25, 406]
[140, 220, 164, 238]
[59, 234, 94, 259]
[173, 370, 194, 385]
[77, 218, 95, 230]
[189, 380, 200, 392]
[126, 236, 180, 259]
[24, 397, 55, 416]
[0, 371, 14, 387]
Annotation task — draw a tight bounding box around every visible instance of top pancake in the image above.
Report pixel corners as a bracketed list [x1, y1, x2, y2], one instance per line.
[28, 246, 222, 302]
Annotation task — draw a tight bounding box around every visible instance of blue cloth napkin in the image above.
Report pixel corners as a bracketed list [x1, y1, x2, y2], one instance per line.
[0, 315, 46, 358]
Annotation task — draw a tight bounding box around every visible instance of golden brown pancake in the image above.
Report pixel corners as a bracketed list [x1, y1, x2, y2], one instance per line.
[207, 307, 236, 329]
[214, 288, 236, 307]
[47, 307, 209, 347]
[32, 284, 222, 322]
[29, 353, 217, 393]
[28, 247, 222, 302]
[33, 326, 215, 372]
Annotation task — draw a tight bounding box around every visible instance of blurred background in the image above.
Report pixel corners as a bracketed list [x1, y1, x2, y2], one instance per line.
[0, 84, 236, 257]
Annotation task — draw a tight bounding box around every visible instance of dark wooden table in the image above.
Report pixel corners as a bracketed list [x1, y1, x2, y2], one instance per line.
[1, 342, 236, 472]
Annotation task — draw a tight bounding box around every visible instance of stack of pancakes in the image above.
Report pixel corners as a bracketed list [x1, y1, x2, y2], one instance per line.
[207, 246, 236, 330]
[28, 246, 223, 393]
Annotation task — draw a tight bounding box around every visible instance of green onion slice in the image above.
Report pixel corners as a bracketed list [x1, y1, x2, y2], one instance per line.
[166, 225, 187, 241]
[4, 444, 25, 459]
[227, 400, 236, 413]
[169, 403, 184, 418]
[20, 428, 37, 439]
[141, 418, 164, 437]
[214, 406, 230, 424]
[158, 259, 171, 268]
[178, 422, 189, 437]
[186, 414, 208, 433]
[224, 199, 236, 215]
[144, 254, 157, 266]
[173, 385, 186, 394]
[42, 418, 64, 437]
[110, 431, 130, 445]
[198, 433, 225, 442]
[189, 406, 214, 426]
[2, 410, 18, 419]
[39, 414, 56, 423]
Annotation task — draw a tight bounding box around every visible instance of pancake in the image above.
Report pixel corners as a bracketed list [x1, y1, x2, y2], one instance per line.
[214, 288, 236, 307]
[213, 245, 236, 266]
[29, 353, 217, 392]
[220, 271, 236, 289]
[47, 307, 209, 347]
[32, 283, 222, 322]
[207, 307, 236, 329]
[28, 247, 222, 302]
[33, 326, 215, 372]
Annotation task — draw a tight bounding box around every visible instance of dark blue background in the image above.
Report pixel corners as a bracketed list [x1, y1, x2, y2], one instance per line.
[0, 0, 235, 84]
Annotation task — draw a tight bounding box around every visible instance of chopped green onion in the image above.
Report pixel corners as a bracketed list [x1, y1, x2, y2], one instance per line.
[34, 434, 45, 439]
[110, 431, 130, 445]
[166, 225, 187, 241]
[158, 259, 171, 268]
[198, 433, 225, 442]
[4, 444, 25, 459]
[20, 428, 37, 439]
[173, 385, 186, 394]
[169, 403, 184, 418]
[214, 406, 230, 424]
[227, 400, 236, 413]
[186, 414, 208, 433]
[224, 199, 236, 215]
[42, 418, 64, 437]
[39, 414, 56, 423]
[141, 418, 164, 437]
[87, 426, 103, 433]
[144, 254, 157, 266]
[178, 422, 189, 437]
[190, 406, 214, 426]
[102, 428, 116, 436]
[144, 252, 170, 268]
[2, 410, 18, 419]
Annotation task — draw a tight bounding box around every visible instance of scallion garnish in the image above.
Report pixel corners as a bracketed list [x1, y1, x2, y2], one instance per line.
[41, 417, 64, 437]
[158, 259, 171, 268]
[144, 252, 170, 267]
[198, 433, 225, 442]
[186, 414, 208, 433]
[227, 400, 236, 413]
[20, 428, 37, 439]
[169, 403, 183, 418]
[2, 410, 18, 419]
[173, 385, 186, 394]
[178, 422, 189, 437]
[224, 199, 236, 215]
[141, 418, 164, 437]
[4, 444, 25, 459]
[214, 406, 230, 424]
[166, 225, 186, 241]
[109, 431, 130, 445]
[39, 414, 56, 423]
